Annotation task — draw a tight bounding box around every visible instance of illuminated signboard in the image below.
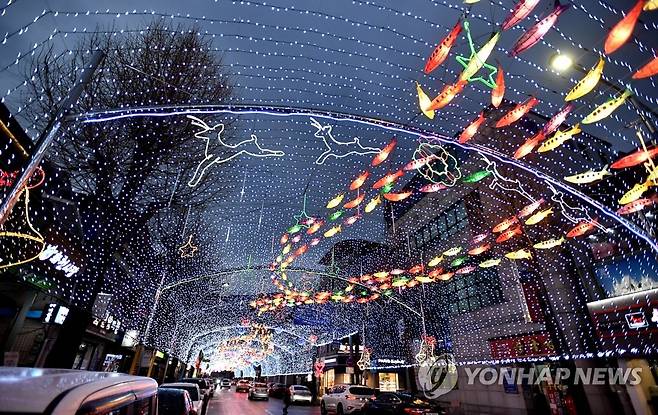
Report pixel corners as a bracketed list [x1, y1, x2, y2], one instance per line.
[39, 244, 80, 277]
[42, 303, 69, 325]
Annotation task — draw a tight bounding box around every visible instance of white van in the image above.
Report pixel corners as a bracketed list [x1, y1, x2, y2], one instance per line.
[0, 367, 158, 415]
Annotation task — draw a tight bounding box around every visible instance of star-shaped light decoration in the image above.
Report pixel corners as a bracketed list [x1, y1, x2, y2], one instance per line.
[178, 234, 198, 258]
[455, 20, 499, 89]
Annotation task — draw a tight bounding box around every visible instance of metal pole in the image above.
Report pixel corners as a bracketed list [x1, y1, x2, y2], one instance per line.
[0, 50, 105, 225]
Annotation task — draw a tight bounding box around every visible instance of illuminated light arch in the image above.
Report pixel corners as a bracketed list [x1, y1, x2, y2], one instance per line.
[70, 104, 658, 254]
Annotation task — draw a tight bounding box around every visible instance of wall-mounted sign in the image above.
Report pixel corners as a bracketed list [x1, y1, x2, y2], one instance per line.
[121, 329, 140, 348]
[39, 244, 80, 277]
[489, 332, 556, 360]
[625, 312, 648, 329]
[42, 303, 69, 325]
[375, 358, 406, 365]
[92, 315, 122, 334]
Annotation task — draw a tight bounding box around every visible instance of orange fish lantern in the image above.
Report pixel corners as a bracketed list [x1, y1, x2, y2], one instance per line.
[356, 297, 370, 304]
[384, 191, 412, 202]
[280, 233, 289, 245]
[408, 264, 424, 274]
[496, 226, 523, 243]
[428, 80, 468, 111]
[307, 220, 324, 234]
[514, 131, 545, 159]
[420, 182, 448, 193]
[493, 216, 518, 233]
[518, 198, 544, 218]
[373, 170, 404, 189]
[495, 96, 539, 128]
[294, 244, 308, 257]
[360, 274, 372, 282]
[491, 66, 505, 108]
[633, 56, 658, 79]
[344, 193, 365, 209]
[566, 220, 598, 238]
[428, 268, 444, 278]
[604, 0, 644, 55]
[617, 197, 657, 215]
[468, 243, 491, 255]
[611, 146, 658, 169]
[424, 19, 462, 74]
[436, 271, 455, 281]
[459, 111, 486, 144]
[372, 138, 397, 167]
[350, 171, 370, 190]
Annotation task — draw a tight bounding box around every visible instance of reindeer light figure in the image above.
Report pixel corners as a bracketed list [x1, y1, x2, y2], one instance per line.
[187, 115, 285, 187]
[310, 117, 380, 165]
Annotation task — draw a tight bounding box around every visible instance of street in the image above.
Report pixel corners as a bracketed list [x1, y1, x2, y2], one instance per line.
[207, 388, 320, 415]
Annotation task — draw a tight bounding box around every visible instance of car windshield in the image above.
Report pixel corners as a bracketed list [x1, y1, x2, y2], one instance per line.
[162, 385, 199, 401]
[349, 386, 374, 395]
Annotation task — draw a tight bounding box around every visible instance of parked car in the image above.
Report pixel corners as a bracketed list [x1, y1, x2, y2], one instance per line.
[248, 382, 269, 400]
[0, 367, 158, 415]
[160, 383, 204, 415]
[219, 378, 231, 389]
[321, 384, 374, 415]
[288, 384, 312, 404]
[158, 387, 197, 415]
[268, 383, 287, 398]
[180, 378, 211, 401]
[204, 378, 215, 397]
[363, 392, 444, 415]
[235, 379, 250, 393]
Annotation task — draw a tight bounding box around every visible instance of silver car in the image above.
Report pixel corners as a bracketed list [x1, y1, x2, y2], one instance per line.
[248, 382, 269, 400]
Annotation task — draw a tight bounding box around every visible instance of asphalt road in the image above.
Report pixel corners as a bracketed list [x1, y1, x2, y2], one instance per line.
[207, 387, 320, 415]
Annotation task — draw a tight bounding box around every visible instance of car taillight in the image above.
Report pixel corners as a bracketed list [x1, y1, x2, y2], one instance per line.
[403, 409, 426, 415]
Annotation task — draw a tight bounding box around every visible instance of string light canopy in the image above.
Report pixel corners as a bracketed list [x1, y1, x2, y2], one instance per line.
[0, 0, 657, 375]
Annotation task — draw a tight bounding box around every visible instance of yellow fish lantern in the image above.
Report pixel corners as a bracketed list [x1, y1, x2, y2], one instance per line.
[323, 225, 342, 238]
[505, 248, 533, 260]
[458, 31, 501, 83]
[416, 82, 435, 120]
[564, 165, 612, 184]
[533, 237, 565, 250]
[365, 195, 382, 213]
[326, 193, 344, 209]
[479, 258, 501, 268]
[538, 124, 581, 153]
[428, 255, 444, 267]
[645, 0, 658, 10]
[442, 246, 462, 256]
[582, 89, 632, 124]
[565, 57, 605, 101]
[646, 163, 658, 184]
[525, 208, 554, 225]
[619, 181, 652, 205]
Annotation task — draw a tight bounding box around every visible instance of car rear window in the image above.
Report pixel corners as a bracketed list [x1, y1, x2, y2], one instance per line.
[349, 386, 374, 395]
[162, 386, 199, 401]
[294, 386, 309, 391]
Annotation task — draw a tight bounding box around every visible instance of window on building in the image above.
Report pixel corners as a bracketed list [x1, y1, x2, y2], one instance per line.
[443, 268, 504, 314]
[414, 200, 468, 250]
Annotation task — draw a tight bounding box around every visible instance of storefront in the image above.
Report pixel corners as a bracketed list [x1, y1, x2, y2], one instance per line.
[365, 358, 410, 392]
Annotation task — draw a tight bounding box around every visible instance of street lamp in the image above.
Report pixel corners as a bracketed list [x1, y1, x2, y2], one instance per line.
[548, 51, 657, 143]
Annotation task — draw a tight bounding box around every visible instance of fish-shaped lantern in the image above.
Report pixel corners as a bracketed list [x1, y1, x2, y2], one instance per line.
[564, 166, 611, 184]
[344, 214, 361, 226]
[328, 210, 344, 221]
[491, 66, 505, 108]
[468, 243, 491, 255]
[365, 195, 382, 213]
[604, 0, 644, 55]
[619, 181, 652, 205]
[495, 96, 539, 128]
[307, 220, 324, 235]
[582, 90, 632, 124]
[292, 234, 302, 243]
[429, 80, 468, 111]
[633, 56, 658, 80]
[501, 0, 541, 30]
[459, 111, 486, 144]
[372, 138, 397, 167]
[525, 208, 553, 225]
[617, 197, 657, 215]
[424, 19, 462, 74]
[514, 131, 545, 159]
[404, 154, 439, 171]
[611, 146, 658, 169]
[373, 170, 404, 189]
[450, 256, 468, 267]
[436, 271, 455, 281]
[287, 223, 303, 234]
[416, 82, 436, 120]
[505, 248, 533, 260]
[350, 171, 370, 190]
[472, 232, 489, 244]
[479, 258, 501, 268]
[493, 216, 518, 233]
[420, 182, 448, 193]
[463, 169, 492, 183]
[443, 246, 462, 256]
[280, 233, 289, 245]
[310, 237, 322, 246]
[565, 57, 605, 101]
[456, 265, 477, 275]
[496, 226, 523, 243]
[645, 0, 658, 10]
[458, 32, 501, 83]
[566, 220, 598, 238]
[538, 124, 581, 153]
[518, 198, 544, 218]
[428, 255, 444, 267]
[384, 191, 413, 202]
[323, 225, 342, 238]
[542, 104, 574, 136]
[326, 193, 345, 209]
[344, 194, 365, 209]
[510, 1, 570, 56]
[533, 237, 565, 249]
